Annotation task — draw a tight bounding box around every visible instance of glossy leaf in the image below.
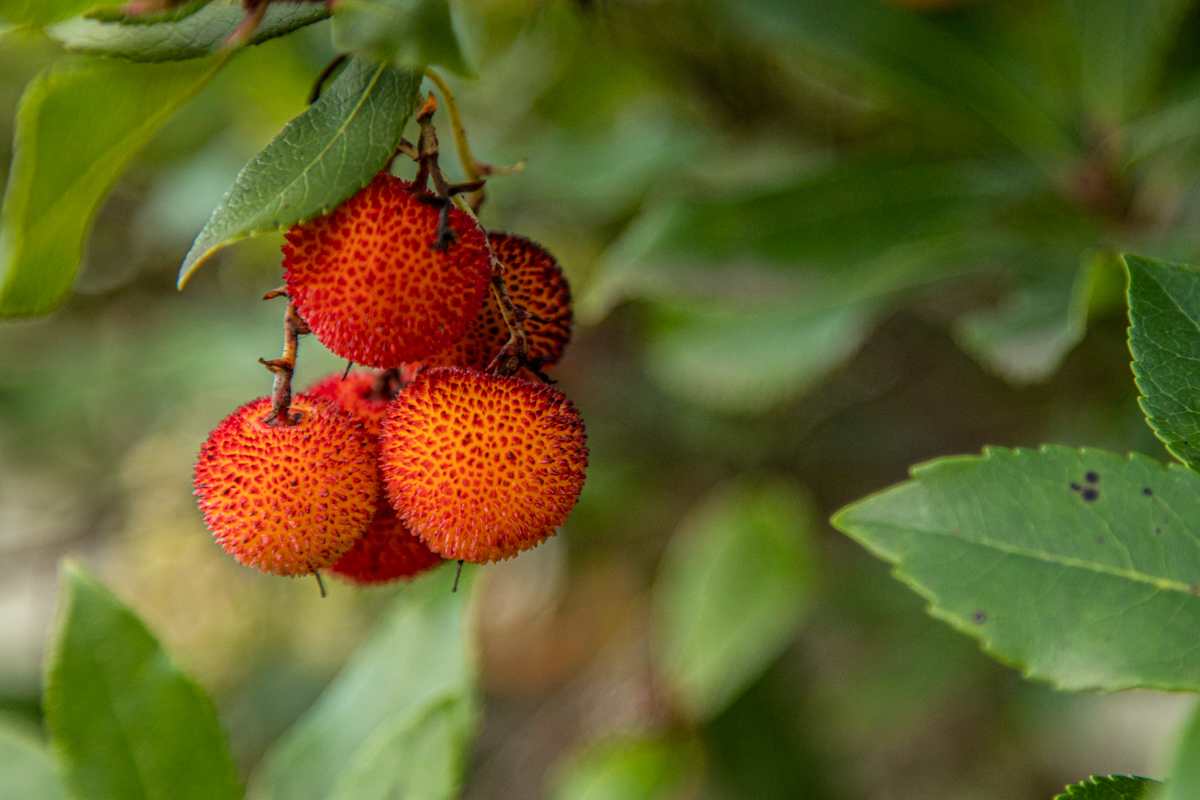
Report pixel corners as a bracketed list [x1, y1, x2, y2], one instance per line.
[332, 0, 472, 77]
[0, 0, 120, 26]
[833, 446, 1200, 692]
[643, 302, 875, 414]
[954, 254, 1095, 385]
[653, 479, 817, 721]
[249, 565, 477, 800]
[551, 736, 699, 800]
[48, 0, 329, 62]
[0, 56, 222, 318]
[0, 726, 64, 800]
[43, 562, 241, 800]
[1054, 776, 1157, 799]
[178, 57, 421, 286]
[1161, 701, 1200, 800]
[1126, 254, 1200, 471]
[326, 698, 470, 800]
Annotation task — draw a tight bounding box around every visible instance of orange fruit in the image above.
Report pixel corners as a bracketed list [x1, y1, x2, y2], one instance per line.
[193, 395, 377, 576]
[379, 367, 588, 563]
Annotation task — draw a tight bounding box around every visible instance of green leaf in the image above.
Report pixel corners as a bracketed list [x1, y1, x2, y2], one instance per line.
[0, 726, 64, 800]
[833, 445, 1200, 692]
[643, 302, 875, 414]
[0, 0, 120, 26]
[249, 565, 477, 800]
[653, 479, 818, 721]
[326, 698, 470, 800]
[1161, 701, 1200, 800]
[953, 252, 1096, 385]
[48, 0, 329, 62]
[581, 161, 1011, 323]
[1126, 254, 1200, 471]
[177, 57, 421, 287]
[728, 0, 1073, 160]
[43, 562, 241, 800]
[1055, 776, 1158, 799]
[0, 56, 223, 318]
[332, 0, 472, 77]
[550, 736, 700, 800]
[1064, 0, 1197, 120]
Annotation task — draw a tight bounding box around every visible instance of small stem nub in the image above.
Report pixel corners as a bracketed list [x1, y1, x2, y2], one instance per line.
[315, 571, 327, 598]
[260, 297, 309, 426]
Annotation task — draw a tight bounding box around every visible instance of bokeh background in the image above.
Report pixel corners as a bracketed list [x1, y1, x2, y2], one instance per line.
[3, 0, 1200, 797]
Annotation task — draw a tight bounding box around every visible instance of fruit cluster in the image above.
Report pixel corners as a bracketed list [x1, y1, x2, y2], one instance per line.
[193, 96, 587, 588]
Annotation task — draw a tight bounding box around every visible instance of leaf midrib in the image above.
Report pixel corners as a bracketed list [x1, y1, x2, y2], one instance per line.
[861, 519, 1199, 595]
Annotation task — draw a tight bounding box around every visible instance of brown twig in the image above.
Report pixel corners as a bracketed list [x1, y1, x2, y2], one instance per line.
[259, 293, 310, 426]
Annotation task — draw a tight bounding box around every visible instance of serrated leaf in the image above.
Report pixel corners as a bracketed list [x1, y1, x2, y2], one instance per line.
[550, 736, 700, 800]
[954, 252, 1096, 385]
[1126, 254, 1200, 471]
[0, 0, 120, 26]
[332, 0, 472, 77]
[1055, 776, 1158, 799]
[832, 446, 1200, 692]
[43, 562, 241, 800]
[653, 479, 817, 721]
[249, 565, 477, 800]
[48, 0, 329, 62]
[0, 726, 64, 800]
[643, 302, 875, 414]
[326, 698, 470, 800]
[1161, 701, 1200, 800]
[0, 56, 223, 318]
[178, 57, 421, 287]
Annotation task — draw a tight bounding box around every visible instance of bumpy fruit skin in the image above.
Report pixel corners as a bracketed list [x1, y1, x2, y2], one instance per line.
[425, 232, 572, 372]
[379, 367, 588, 563]
[283, 174, 493, 367]
[329, 501, 443, 584]
[306, 369, 391, 437]
[193, 395, 378, 576]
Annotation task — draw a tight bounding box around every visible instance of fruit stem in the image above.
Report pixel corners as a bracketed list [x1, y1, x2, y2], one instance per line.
[452, 560, 464, 593]
[425, 68, 527, 212]
[259, 295, 310, 426]
[425, 69, 485, 211]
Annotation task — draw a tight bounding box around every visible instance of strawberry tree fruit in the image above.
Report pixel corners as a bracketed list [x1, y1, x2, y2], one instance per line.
[306, 368, 444, 584]
[283, 173, 493, 368]
[193, 394, 378, 576]
[425, 232, 572, 375]
[379, 366, 588, 563]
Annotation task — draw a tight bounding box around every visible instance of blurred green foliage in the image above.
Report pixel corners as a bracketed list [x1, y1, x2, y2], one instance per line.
[4, 0, 1200, 798]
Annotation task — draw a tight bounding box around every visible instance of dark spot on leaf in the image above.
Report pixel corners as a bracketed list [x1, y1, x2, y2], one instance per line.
[1082, 488, 1099, 502]
[1191, 585, 1199, 595]
[1069, 482, 1081, 491]
[1096, 536, 1104, 544]
[1155, 527, 1162, 534]
[1144, 487, 1154, 496]
[972, 611, 986, 624]
[1085, 471, 1099, 484]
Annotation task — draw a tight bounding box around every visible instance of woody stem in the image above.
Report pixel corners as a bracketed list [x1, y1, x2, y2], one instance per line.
[260, 297, 309, 426]
[425, 68, 485, 211]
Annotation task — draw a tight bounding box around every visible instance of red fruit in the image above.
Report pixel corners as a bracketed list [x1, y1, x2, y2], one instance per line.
[283, 173, 493, 367]
[379, 367, 588, 563]
[193, 395, 378, 576]
[425, 232, 572, 373]
[306, 369, 391, 437]
[328, 501, 443, 584]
